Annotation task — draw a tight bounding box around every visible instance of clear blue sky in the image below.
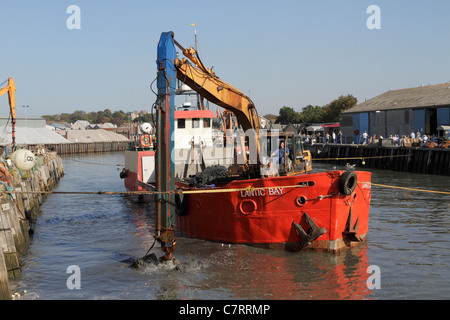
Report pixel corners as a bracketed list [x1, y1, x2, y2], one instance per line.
[1, 0, 449, 118]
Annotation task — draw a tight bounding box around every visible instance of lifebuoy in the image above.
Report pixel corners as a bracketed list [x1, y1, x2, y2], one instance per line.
[339, 171, 357, 196]
[175, 191, 188, 216]
[140, 134, 151, 148]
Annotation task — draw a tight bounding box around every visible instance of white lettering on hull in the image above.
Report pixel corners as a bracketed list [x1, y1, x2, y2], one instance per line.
[240, 187, 284, 198]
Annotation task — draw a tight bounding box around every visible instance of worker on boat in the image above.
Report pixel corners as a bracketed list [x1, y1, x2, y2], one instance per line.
[271, 141, 289, 171]
[263, 160, 279, 178]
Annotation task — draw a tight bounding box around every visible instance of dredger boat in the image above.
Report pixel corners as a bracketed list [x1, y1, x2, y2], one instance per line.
[121, 32, 372, 260]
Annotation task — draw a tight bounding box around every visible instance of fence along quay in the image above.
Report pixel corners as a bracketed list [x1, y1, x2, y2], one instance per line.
[307, 143, 450, 176]
[27, 141, 129, 154]
[0, 148, 64, 300]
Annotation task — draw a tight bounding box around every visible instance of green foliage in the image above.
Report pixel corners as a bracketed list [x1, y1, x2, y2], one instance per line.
[273, 94, 357, 124]
[262, 113, 277, 123]
[275, 106, 301, 124]
[322, 95, 357, 122]
[132, 113, 154, 123]
[42, 109, 137, 127]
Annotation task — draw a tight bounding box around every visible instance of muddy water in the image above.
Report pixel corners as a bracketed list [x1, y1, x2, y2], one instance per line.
[11, 152, 450, 300]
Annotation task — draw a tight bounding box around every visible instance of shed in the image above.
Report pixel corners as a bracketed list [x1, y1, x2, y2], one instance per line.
[339, 82, 450, 142]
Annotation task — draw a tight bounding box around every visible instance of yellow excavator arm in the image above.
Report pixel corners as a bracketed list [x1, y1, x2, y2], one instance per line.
[172, 37, 261, 172]
[0, 77, 17, 144]
[173, 40, 260, 134]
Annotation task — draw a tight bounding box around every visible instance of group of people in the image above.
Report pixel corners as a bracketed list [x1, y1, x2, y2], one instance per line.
[301, 131, 344, 144]
[261, 129, 436, 178]
[361, 129, 431, 147]
[398, 131, 430, 147]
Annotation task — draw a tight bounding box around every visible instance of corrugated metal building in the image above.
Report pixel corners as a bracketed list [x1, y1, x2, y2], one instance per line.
[340, 82, 450, 142]
[66, 129, 130, 143]
[0, 116, 70, 144]
[0, 116, 129, 145]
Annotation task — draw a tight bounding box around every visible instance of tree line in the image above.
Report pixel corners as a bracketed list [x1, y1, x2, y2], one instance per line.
[42, 94, 356, 128]
[42, 109, 153, 127]
[264, 94, 357, 125]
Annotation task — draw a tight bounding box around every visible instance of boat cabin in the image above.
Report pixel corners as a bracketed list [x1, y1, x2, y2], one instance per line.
[174, 102, 216, 149]
[260, 132, 313, 177]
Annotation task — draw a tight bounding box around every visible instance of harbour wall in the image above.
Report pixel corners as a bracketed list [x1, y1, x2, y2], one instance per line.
[306, 144, 450, 175]
[0, 151, 64, 300]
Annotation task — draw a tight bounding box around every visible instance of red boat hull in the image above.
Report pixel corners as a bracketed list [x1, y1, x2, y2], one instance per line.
[176, 170, 371, 252]
[122, 150, 372, 252]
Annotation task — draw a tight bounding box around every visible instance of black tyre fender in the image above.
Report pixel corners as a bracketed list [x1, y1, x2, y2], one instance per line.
[175, 190, 188, 216]
[339, 171, 357, 196]
[119, 169, 128, 179]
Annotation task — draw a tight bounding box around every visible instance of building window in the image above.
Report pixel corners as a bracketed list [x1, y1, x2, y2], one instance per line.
[192, 118, 200, 128]
[177, 119, 185, 129]
[203, 118, 211, 128]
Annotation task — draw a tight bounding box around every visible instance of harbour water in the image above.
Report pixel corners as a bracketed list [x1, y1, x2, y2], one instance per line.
[11, 152, 450, 300]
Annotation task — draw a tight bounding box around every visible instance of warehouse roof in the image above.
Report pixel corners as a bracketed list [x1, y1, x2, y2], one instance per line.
[0, 127, 70, 144]
[66, 129, 129, 143]
[342, 82, 450, 113]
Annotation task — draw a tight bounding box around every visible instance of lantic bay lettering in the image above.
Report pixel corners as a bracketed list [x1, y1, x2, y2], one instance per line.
[240, 187, 284, 198]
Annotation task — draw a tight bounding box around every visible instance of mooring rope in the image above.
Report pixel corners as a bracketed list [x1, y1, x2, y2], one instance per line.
[312, 154, 411, 161]
[1, 184, 310, 196]
[369, 183, 450, 195]
[2, 181, 449, 196]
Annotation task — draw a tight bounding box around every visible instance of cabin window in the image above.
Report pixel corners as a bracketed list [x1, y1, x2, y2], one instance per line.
[203, 118, 211, 128]
[177, 119, 185, 129]
[192, 118, 200, 128]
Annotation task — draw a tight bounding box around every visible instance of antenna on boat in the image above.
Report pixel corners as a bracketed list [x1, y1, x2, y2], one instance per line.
[191, 23, 197, 52]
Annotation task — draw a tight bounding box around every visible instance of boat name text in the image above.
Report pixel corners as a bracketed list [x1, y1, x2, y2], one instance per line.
[240, 187, 284, 198]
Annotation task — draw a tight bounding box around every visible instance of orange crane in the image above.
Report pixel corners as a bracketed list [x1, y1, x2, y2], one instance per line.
[0, 77, 16, 145]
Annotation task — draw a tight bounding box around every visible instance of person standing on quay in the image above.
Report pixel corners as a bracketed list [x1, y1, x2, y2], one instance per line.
[362, 131, 368, 145]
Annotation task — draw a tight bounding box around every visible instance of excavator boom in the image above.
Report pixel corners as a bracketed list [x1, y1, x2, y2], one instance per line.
[0, 77, 16, 144]
[174, 58, 260, 133]
[171, 33, 261, 170]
